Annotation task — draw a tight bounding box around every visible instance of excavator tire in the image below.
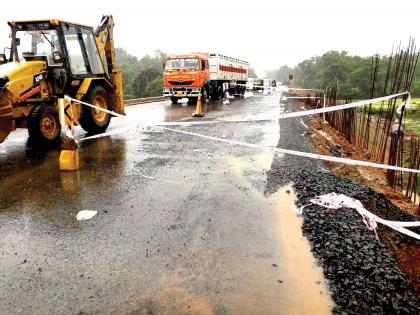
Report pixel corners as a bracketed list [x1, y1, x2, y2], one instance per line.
[28, 105, 61, 145]
[79, 85, 111, 133]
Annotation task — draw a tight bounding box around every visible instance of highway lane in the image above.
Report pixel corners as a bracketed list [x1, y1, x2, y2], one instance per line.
[0, 91, 333, 314]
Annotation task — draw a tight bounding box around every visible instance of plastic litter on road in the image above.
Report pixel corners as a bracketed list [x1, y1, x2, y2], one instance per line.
[76, 210, 98, 221]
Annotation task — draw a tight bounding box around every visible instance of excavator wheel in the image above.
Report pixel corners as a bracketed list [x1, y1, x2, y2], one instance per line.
[79, 85, 111, 133]
[28, 105, 61, 145]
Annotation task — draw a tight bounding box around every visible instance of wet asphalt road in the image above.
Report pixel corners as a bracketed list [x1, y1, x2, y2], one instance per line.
[0, 91, 333, 314]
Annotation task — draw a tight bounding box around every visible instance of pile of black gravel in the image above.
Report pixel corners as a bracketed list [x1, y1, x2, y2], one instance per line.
[264, 97, 420, 314]
[292, 169, 419, 314]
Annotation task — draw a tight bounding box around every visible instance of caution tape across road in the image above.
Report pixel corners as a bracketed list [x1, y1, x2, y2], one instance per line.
[63, 91, 418, 174]
[65, 91, 410, 124]
[64, 95, 125, 118]
[161, 126, 420, 174]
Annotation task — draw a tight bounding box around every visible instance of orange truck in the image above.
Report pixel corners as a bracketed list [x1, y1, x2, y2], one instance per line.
[163, 53, 249, 104]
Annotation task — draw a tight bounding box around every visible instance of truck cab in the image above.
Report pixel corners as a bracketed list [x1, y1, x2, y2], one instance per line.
[163, 53, 210, 104]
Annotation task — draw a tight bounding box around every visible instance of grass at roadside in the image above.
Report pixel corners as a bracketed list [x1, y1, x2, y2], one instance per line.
[356, 98, 419, 133]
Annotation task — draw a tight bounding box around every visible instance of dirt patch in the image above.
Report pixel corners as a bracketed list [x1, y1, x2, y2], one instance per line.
[308, 115, 419, 215]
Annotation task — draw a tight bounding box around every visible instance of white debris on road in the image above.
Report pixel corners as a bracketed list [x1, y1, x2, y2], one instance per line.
[76, 210, 98, 221]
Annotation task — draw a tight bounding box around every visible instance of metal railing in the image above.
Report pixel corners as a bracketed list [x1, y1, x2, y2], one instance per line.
[124, 96, 167, 106]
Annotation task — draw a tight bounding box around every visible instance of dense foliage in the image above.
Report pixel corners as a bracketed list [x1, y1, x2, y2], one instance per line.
[266, 51, 420, 98]
[116, 48, 166, 99]
[248, 67, 258, 78]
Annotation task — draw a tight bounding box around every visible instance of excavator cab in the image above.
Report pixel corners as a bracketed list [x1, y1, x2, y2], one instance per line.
[8, 20, 107, 90]
[0, 16, 124, 144]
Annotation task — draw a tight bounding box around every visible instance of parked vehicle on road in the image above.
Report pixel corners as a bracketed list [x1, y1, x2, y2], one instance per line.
[263, 79, 273, 94]
[253, 78, 263, 92]
[246, 78, 255, 91]
[0, 16, 124, 144]
[163, 53, 249, 103]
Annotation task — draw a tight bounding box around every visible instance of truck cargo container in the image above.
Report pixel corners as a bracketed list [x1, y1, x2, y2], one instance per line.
[163, 53, 249, 103]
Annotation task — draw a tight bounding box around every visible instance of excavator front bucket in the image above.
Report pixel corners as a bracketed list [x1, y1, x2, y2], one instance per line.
[0, 89, 14, 143]
[112, 69, 125, 115]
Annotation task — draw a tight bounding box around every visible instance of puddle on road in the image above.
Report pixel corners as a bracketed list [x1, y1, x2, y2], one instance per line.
[122, 184, 335, 315]
[123, 99, 225, 126]
[272, 185, 334, 314]
[221, 115, 332, 313]
[0, 91, 334, 314]
[226, 149, 333, 313]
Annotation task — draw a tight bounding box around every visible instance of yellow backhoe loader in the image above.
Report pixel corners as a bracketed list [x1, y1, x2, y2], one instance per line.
[0, 15, 124, 144]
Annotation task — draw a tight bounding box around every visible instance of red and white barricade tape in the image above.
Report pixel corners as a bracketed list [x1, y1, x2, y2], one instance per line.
[297, 192, 420, 240]
[63, 92, 419, 174]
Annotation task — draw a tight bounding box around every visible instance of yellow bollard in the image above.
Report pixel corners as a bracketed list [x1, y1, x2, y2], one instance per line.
[59, 129, 79, 171]
[192, 93, 205, 118]
[60, 149, 79, 171]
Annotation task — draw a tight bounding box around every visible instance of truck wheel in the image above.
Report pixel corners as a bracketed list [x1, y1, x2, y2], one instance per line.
[171, 97, 178, 104]
[218, 86, 223, 100]
[210, 87, 217, 101]
[201, 87, 208, 102]
[211, 86, 221, 101]
[28, 105, 61, 144]
[79, 85, 111, 133]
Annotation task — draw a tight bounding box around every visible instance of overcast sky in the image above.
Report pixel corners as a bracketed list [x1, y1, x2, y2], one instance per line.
[1, 0, 419, 76]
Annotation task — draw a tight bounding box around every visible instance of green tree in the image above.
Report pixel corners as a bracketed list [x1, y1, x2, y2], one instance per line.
[144, 76, 163, 97]
[116, 48, 141, 99]
[132, 67, 160, 97]
[116, 48, 166, 99]
[248, 67, 258, 78]
[268, 50, 401, 99]
[265, 65, 294, 82]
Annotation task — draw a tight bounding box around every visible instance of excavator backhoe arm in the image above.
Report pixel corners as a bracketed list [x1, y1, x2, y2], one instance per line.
[95, 15, 124, 115]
